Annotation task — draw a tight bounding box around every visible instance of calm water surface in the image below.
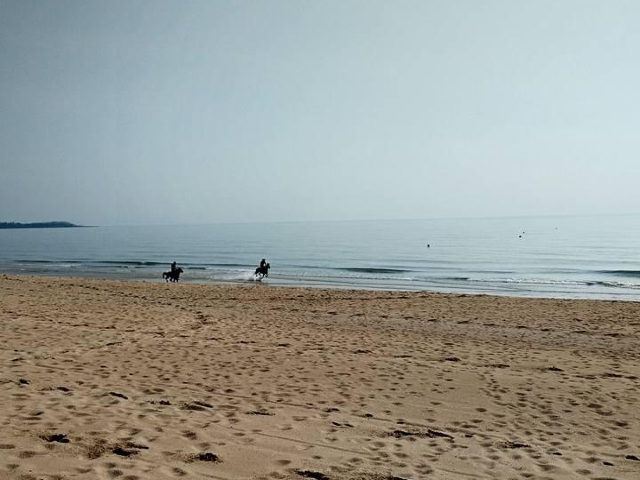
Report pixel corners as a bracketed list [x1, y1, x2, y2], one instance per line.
[1, 215, 639, 300]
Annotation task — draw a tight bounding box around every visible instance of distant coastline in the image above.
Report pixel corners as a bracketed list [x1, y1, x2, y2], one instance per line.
[0, 221, 84, 229]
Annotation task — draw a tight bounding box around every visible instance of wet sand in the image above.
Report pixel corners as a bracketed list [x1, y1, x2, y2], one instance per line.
[1, 275, 639, 480]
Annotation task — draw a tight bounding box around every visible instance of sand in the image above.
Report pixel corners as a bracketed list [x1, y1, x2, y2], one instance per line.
[1, 275, 639, 480]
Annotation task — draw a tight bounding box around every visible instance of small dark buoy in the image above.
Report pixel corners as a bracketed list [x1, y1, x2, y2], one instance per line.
[427, 244, 430, 248]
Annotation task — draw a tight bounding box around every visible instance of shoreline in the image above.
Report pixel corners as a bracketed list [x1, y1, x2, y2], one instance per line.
[1, 275, 639, 479]
[2, 272, 640, 303]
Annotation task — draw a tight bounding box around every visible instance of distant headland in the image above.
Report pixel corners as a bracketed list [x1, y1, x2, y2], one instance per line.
[0, 221, 84, 229]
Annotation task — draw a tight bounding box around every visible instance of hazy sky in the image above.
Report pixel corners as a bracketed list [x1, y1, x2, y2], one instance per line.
[1, 1, 639, 225]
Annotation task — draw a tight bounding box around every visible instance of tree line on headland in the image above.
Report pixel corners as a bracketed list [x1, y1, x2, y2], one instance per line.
[0, 221, 82, 229]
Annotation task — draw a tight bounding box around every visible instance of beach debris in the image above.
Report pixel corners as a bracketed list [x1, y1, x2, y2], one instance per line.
[109, 391, 128, 399]
[503, 441, 530, 449]
[19, 378, 30, 385]
[603, 461, 614, 466]
[389, 429, 453, 439]
[295, 470, 331, 480]
[41, 433, 69, 443]
[331, 421, 354, 428]
[351, 475, 413, 480]
[487, 363, 510, 369]
[123, 442, 148, 450]
[548, 366, 563, 372]
[277, 343, 291, 347]
[183, 451, 221, 463]
[353, 349, 372, 354]
[444, 357, 461, 362]
[247, 409, 274, 416]
[109, 441, 148, 458]
[196, 452, 220, 462]
[112, 446, 137, 457]
[181, 401, 212, 411]
[626, 454, 640, 461]
[426, 429, 454, 439]
[57, 386, 71, 392]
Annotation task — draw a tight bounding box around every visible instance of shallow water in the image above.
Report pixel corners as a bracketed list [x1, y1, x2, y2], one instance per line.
[1, 215, 639, 300]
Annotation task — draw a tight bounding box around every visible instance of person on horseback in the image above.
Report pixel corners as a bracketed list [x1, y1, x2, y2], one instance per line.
[163, 261, 183, 282]
[255, 259, 270, 279]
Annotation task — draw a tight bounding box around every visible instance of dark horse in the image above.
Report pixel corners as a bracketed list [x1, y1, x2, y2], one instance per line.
[163, 267, 183, 282]
[254, 263, 270, 280]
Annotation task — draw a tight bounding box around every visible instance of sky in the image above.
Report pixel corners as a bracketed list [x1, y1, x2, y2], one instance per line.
[1, 0, 639, 226]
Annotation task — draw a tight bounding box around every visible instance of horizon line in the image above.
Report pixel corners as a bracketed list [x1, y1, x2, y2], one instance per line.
[18, 211, 635, 228]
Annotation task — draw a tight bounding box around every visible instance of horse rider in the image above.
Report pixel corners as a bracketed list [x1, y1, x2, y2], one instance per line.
[260, 258, 267, 271]
[171, 261, 178, 274]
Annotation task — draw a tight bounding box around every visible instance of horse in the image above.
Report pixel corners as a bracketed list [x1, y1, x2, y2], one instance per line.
[163, 267, 183, 283]
[254, 263, 270, 280]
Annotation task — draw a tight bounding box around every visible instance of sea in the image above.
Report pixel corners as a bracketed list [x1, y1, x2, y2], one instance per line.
[1, 215, 639, 300]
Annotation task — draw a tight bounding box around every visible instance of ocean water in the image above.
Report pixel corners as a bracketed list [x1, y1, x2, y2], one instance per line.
[1, 215, 639, 300]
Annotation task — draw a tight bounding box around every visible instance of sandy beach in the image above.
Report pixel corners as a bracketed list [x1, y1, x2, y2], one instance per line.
[1, 275, 639, 480]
